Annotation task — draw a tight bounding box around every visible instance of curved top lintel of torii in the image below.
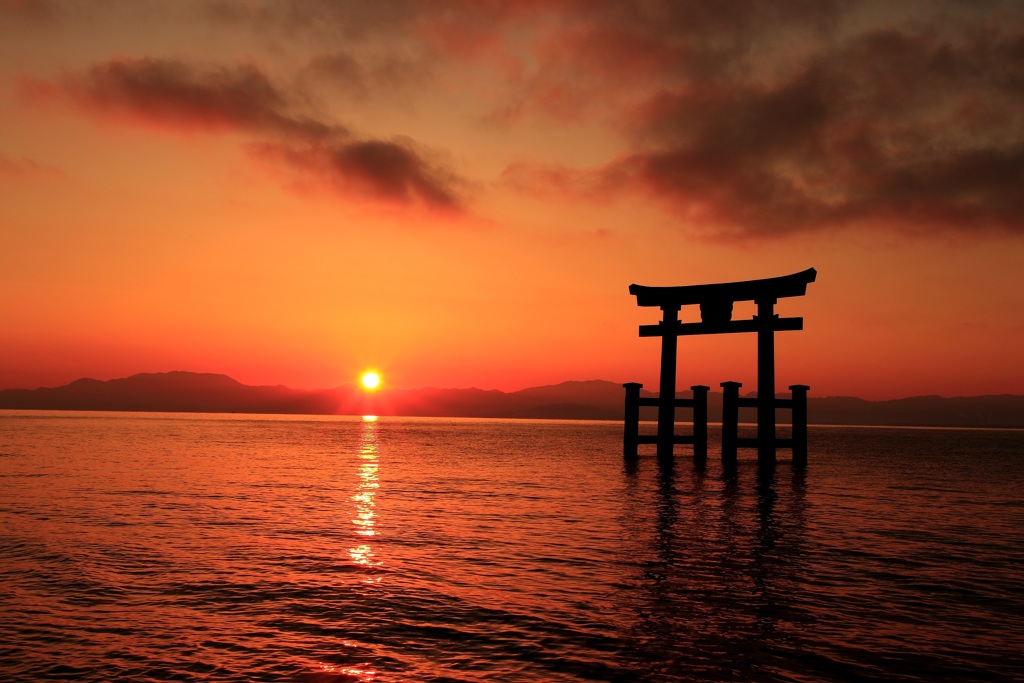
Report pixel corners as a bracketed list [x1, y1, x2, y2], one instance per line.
[629, 268, 816, 309]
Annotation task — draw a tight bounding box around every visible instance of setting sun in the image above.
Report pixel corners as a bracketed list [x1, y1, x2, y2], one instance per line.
[361, 372, 381, 390]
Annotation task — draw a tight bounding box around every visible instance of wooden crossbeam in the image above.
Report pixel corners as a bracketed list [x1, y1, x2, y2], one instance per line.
[636, 397, 702, 407]
[639, 316, 803, 338]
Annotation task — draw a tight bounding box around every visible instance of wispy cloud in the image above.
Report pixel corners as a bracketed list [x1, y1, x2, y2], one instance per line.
[66, 58, 339, 139]
[0, 152, 62, 179]
[255, 138, 463, 209]
[41, 57, 464, 210]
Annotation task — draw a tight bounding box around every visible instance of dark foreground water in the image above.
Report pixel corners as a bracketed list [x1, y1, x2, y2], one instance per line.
[1, 412, 1022, 682]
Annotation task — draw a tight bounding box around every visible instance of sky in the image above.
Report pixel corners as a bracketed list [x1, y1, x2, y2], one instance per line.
[1, 0, 1023, 400]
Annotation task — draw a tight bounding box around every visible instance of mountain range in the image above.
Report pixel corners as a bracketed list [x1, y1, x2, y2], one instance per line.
[1, 371, 1022, 428]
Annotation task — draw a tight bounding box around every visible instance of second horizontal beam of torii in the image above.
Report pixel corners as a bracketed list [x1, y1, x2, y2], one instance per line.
[639, 316, 803, 337]
[627, 267, 816, 462]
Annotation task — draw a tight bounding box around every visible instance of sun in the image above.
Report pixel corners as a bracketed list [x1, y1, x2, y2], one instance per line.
[361, 372, 381, 390]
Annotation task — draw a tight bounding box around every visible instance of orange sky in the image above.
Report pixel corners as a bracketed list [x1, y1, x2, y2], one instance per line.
[2, 0, 1023, 400]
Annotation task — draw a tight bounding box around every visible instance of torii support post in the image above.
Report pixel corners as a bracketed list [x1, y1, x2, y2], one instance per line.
[790, 384, 809, 468]
[622, 382, 708, 462]
[721, 381, 741, 468]
[623, 382, 642, 461]
[756, 297, 777, 467]
[691, 385, 709, 465]
[656, 305, 681, 460]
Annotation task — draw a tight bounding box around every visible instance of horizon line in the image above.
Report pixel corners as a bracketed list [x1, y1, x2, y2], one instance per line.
[1, 369, 1022, 403]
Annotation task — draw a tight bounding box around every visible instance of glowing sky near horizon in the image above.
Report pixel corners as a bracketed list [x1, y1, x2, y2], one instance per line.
[1, 0, 1023, 400]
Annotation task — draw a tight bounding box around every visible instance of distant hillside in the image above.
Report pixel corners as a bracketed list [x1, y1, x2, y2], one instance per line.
[1, 372, 1022, 428]
[336, 380, 624, 420]
[0, 372, 339, 415]
[807, 394, 1024, 429]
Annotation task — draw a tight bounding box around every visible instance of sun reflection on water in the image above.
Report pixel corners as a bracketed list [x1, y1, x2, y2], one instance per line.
[319, 662, 378, 680]
[349, 417, 382, 571]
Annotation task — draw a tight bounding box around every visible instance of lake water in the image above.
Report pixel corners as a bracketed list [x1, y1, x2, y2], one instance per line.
[1, 411, 1022, 682]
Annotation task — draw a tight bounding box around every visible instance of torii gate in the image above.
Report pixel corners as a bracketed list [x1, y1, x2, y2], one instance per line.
[623, 268, 816, 467]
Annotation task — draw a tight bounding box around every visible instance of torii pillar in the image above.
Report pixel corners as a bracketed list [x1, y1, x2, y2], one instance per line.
[756, 296, 777, 465]
[656, 304, 680, 458]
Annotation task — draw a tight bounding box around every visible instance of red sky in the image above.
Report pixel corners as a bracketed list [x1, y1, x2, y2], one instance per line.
[2, 0, 1023, 400]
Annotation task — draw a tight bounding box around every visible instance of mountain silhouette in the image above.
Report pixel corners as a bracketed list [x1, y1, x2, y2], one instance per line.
[1, 371, 1022, 427]
[0, 372, 339, 414]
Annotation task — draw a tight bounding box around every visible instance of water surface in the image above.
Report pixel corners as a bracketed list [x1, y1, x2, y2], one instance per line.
[1, 412, 1022, 681]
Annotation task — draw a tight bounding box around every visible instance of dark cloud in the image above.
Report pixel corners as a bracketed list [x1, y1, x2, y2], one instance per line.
[601, 23, 1024, 236]
[53, 57, 464, 211]
[460, 0, 1024, 237]
[257, 139, 462, 209]
[66, 58, 340, 139]
[325, 139, 459, 208]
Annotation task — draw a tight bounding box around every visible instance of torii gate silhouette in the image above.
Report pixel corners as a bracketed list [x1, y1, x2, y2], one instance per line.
[623, 268, 816, 467]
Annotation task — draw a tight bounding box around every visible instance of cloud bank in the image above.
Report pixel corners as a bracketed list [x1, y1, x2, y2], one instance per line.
[601, 23, 1024, 237]
[13, 0, 1024, 235]
[420, 0, 1024, 237]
